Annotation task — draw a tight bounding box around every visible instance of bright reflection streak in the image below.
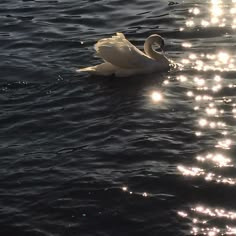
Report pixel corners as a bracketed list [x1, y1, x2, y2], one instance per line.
[186, 20, 195, 27]
[199, 118, 208, 127]
[230, 7, 236, 14]
[178, 165, 203, 176]
[206, 107, 218, 116]
[194, 77, 205, 86]
[216, 139, 232, 149]
[196, 153, 232, 167]
[217, 121, 226, 127]
[193, 206, 236, 220]
[189, 54, 197, 60]
[209, 122, 216, 128]
[195, 95, 212, 102]
[212, 84, 222, 92]
[218, 52, 230, 64]
[178, 1, 236, 234]
[201, 20, 210, 27]
[181, 59, 190, 64]
[122, 186, 128, 191]
[214, 75, 222, 82]
[142, 192, 148, 197]
[151, 91, 162, 102]
[187, 52, 236, 71]
[185, 0, 236, 33]
[189, 7, 200, 15]
[178, 165, 236, 185]
[178, 211, 188, 217]
[177, 75, 187, 82]
[182, 42, 192, 48]
[211, 6, 223, 17]
[195, 131, 202, 136]
[163, 80, 169, 85]
[187, 91, 194, 97]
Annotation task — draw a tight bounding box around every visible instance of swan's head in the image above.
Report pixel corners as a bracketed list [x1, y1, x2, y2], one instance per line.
[144, 34, 168, 60]
[148, 34, 165, 51]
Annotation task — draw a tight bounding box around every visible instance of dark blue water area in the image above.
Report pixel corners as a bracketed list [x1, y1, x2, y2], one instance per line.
[0, 0, 236, 235]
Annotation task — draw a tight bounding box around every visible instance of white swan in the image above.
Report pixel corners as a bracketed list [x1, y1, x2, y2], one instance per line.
[77, 33, 171, 77]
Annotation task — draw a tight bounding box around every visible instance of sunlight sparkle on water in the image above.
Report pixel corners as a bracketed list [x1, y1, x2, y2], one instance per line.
[216, 139, 232, 149]
[151, 91, 162, 102]
[142, 192, 148, 197]
[201, 20, 210, 27]
[217, 52, 230, 64]
[178, 1, 236, 234]
[199, 118, 208, 127]
[186, 20, 195, 27]
[194, 77, 205, 86]
[177, 75, 187, 82]
[122, 186, 128, 191]
[189, 7, 200, 15]
[187, 91, 194, 97]
[195, 131, 202, 136]
[178, 165, 203, 176]
[206, 107, 218, 116]
[230, 7, 236, 14]
[178, 165, 236, 185]
[214, 75, 222, 82]
[178, 205, 236, 235]
[196, 153, 232, 167]
[181, 59, 190, 64]
[211, 0, 223, 16]
[178, 211, 188, 217]
[195, 95, 212, 102]
[189, 54, 197, 60]
[212, 84, 222, 92]
[193, 206, 236, 220]
[182, 42, 192, 48]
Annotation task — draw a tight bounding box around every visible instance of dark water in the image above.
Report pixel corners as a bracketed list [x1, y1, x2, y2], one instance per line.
[1, 0, 236, 235]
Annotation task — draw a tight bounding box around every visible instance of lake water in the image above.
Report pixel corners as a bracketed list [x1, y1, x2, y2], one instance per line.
[1, 0, 236, 235]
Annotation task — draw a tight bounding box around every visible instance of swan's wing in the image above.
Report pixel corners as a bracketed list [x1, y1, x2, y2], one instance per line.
[95, 33, 155, 69]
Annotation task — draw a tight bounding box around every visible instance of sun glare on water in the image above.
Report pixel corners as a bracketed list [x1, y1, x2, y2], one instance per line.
[151, 91, 163, 102]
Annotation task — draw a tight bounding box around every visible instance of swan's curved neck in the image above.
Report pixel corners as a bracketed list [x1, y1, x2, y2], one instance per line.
[144, 35, 164, 60]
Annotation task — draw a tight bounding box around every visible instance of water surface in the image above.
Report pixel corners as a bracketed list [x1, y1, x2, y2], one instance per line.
[0, 0, 236, 235]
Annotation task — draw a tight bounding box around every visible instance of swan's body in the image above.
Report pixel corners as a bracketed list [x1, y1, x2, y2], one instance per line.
[77, 33, 171, 77]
